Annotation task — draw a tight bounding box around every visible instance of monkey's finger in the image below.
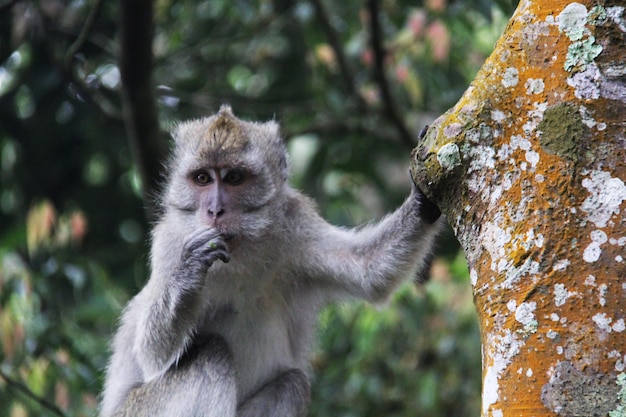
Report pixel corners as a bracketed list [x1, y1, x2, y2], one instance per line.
[184, 228, 223, 253]
[198, 249, 230, 266]
[215, 249, 231, 264]
[200, 240, 231, 263]
[416, 190, 441, 224]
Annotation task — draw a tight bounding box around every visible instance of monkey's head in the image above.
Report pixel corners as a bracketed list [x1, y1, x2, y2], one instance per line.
[164, 105, 289, 241]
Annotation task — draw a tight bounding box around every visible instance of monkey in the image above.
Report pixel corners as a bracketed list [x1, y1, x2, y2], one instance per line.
[99, 105, 442, 417]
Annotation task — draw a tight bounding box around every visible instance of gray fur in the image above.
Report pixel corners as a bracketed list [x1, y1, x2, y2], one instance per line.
[100, 107, 441, 417]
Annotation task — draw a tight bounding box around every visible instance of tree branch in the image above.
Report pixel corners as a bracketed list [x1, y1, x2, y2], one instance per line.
[284, 116, 400, 145]
[0, 369, 66, 417]
[64, 0, 103, 71]
[366, 0, 414, 150]
[118, 0, 166, 219]
[310, 0, 366, 110]
[0, 0, 20, 14]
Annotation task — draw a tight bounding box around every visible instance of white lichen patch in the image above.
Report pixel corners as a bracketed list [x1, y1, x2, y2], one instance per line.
[483, 221, 512, 263]
[554, 283, 577, 306]
[491, 110, 507, 123]
[510, 134, 532, 151]
[557, 2, 590, 41]
[467, 146, 496, 173]
[502, 67, 519, 88]
[591, 229, 609, 244]
[599, 283, 608, 306]
[567, 62, 601, 99]
[527, 229, 544, 249]
[500, 257, 540, 290]
[465, 145, 497, 196]
[515, 301, 537, 326]
[470, 268, 478, 286]
[606, 6, 626, 32]
[593, 312, 613, 332]
[584, 241, 602, 263]
[525, 78, 545, 94]
[523, 102, 548, 134]
[581, 170, 626, 228]
[610, 237, 626, 246]
[437, 143, 462, 172]
[482, 329, 523, 413]
[515, 301, 539, 337]
[507, 299, 517, 312]
[579, 105, 597, 128]
[553, 259, 571, 272]
[584, 229, 612, 263]
[525, 150, 540, 168]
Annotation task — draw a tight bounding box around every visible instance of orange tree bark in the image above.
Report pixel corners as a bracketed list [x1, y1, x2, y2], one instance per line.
[411, 1, 626, 416]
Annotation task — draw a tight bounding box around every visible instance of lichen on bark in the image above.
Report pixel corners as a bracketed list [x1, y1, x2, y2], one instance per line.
[537, 103, 588, 162]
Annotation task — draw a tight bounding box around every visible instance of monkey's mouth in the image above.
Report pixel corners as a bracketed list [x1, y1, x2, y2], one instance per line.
[222, 233, 236, 242]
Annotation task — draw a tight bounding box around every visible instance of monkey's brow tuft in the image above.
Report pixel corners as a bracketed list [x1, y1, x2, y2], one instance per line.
[200, 114, 249, 156]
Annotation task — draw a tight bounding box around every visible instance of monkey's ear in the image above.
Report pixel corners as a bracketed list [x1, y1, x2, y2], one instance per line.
[169, 117, 209, 147]
[261, 119, 290, 182]
[169, 121, 185, 145]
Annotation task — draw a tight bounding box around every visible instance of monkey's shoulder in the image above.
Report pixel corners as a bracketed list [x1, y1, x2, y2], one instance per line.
[278, 188, 329, 236]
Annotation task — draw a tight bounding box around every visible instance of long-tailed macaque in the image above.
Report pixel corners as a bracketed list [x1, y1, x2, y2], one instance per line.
[100, 105, 442, 417]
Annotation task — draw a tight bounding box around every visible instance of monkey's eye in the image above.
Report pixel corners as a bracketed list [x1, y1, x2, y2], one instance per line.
[223, 169, 245, 186]
[193, 171, 212, 186]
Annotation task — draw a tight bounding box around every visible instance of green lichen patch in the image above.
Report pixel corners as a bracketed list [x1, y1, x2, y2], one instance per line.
[565, 36, 603, 72]
[587, 5, 607, 26]
[610, 373, 626, 417]
[537, 103, 587, 162]
[437, 143, 462, 172]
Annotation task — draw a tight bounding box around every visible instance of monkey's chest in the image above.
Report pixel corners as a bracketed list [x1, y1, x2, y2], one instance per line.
[198, 295, 309, 397]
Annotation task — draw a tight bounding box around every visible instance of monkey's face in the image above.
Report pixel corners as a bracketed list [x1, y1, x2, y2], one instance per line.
[185, 163, 276, 239]
[166, 107, 289, 242]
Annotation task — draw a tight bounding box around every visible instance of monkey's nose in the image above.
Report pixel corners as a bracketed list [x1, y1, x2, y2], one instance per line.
[208, 208, 225, 218]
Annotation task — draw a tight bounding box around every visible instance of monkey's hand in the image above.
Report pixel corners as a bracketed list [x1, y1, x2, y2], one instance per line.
[180, 228, 231, 278]
[413, 124, 441, 224]
[411, 184, 441, 225]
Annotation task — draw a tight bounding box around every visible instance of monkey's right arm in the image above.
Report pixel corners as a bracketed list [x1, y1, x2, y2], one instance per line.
[101, 225, 231, 416]
[299, 188, 441, 302]
[131, 225, 230, 380]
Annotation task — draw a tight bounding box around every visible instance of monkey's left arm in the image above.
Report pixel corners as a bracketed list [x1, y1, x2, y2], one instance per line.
[304, 188, 442, 302]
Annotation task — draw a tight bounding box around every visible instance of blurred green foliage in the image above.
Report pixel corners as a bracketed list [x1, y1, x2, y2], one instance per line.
[0, 0, 515, 415]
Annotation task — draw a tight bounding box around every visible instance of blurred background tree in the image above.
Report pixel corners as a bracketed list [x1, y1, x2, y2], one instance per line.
[0, 0, 515, 415]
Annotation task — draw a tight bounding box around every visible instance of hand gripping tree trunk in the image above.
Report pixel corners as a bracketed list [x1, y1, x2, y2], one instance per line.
[412, 1, 626, 416]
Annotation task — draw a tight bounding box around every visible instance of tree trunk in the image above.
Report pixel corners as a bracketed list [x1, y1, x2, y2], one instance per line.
[412, 1, 626, 416]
